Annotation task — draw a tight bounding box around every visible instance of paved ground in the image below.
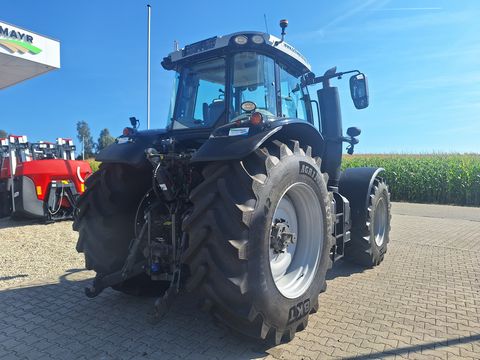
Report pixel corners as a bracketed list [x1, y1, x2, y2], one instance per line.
[0, 202, 479, 359]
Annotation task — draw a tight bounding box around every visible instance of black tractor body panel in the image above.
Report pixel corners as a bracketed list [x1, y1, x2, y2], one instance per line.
[318, 86, 343, 187]
[338, 167, 385, 229]
[191, 120, 325, 163]
[98, 120, 325, 166]
[96, 129, 169, 167]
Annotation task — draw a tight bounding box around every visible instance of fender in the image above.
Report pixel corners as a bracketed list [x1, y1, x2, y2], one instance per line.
[13, 176, 44, 219]
[96, 129, 168, 167]
[338, 167, 385, 229]
[191, 120, 325, 163]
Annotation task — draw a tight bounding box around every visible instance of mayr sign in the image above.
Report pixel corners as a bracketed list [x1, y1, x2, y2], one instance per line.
[0, 25, 42, 55]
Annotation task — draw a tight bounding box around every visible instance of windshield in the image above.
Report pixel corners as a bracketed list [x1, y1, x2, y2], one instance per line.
[231, 52, 276, 121]
[171, 58, 226, 129]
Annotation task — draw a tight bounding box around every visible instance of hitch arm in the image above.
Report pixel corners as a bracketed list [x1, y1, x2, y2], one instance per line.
[85, 261, 146, 298]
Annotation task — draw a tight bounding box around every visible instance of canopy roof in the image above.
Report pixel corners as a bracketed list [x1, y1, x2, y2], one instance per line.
[0, 20, 60, 89]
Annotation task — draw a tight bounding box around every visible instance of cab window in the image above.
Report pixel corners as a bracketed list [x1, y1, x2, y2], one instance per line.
[279, 65, 307, 121]
[172, 58, 226, 129]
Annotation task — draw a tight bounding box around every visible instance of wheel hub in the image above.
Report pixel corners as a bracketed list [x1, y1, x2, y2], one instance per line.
[270, 218, 296, 253]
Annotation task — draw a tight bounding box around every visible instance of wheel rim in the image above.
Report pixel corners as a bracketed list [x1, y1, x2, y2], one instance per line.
[373, 197, 387, 247]
[269, 182, 323, 299]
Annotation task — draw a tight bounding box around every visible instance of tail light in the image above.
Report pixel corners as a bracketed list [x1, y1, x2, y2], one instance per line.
[123, 127, 134, 136]
[250, 112, 263, 125]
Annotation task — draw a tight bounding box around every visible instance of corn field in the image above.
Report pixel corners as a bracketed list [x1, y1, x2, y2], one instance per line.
[342, 154, 480, 206]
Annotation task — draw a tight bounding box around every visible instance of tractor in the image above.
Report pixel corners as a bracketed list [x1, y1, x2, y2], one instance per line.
[0, 135, 92, 221]
[74, 21, 391, 344]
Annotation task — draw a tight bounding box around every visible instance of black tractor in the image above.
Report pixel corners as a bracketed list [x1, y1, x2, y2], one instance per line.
[74, 21, 391, 344]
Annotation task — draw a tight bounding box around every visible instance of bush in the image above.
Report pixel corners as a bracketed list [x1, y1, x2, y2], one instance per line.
[342, 154, 480, 206]
[86, 159, 101, 173]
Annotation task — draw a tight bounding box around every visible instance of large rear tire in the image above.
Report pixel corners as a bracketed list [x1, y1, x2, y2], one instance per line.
[73, 163, 168, 296]
[182, 140, 334, 344]
[345, 178, 391, 267]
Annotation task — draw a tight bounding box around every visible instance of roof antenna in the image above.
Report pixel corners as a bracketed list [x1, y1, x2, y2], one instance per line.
[275, 19, 288, 46]
[263, 14, 269, 33]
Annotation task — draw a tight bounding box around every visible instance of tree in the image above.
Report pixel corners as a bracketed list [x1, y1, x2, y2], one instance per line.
[0, 129, 7, 138]
[76, 121, 95, 158]
[97, 128, 115, 152]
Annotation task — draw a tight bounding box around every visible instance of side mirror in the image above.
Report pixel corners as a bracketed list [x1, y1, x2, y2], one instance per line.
[347, 127, 361, 137]
[129, 117, 139, 129]
[349, 73, 369, 109]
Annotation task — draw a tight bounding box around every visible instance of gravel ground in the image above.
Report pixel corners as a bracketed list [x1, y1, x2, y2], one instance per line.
[0, 218, 93, 287]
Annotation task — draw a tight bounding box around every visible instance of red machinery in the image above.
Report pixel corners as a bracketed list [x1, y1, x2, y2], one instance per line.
[0, 135, 92, 221]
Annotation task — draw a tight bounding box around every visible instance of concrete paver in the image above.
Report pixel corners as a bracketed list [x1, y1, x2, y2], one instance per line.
[0, 202, 479, 359]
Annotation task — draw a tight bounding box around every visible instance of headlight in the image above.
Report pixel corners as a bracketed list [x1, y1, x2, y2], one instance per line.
[234, 35, 248, 45]
[251, 35, 264, 44]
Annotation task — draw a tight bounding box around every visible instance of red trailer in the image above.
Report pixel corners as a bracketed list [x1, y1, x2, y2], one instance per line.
[0, 135, 92, 221]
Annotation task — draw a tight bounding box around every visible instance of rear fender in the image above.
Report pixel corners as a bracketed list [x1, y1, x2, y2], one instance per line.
[190, 121, 325, 163]
[338, 167, 385, 229]
[96, 140, 150, 167]
[96, 129, 167, 167]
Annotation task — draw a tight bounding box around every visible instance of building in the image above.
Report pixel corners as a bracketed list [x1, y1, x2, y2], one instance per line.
[0, 20, 60, 89]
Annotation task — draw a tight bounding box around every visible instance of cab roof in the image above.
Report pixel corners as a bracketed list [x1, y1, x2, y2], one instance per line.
[162, 31, 311, 77]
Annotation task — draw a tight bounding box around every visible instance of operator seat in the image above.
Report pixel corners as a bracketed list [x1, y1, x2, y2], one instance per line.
[204, 99, 225, 126]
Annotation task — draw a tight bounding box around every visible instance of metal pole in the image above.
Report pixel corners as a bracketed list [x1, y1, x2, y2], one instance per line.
[147, 4, 151, 129]
[8, 140, 15, 213]
[82, 135, 85, 160]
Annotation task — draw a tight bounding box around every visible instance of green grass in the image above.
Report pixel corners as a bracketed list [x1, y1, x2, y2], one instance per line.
[342, 154, 480, 206]
[85, 154, 480, 206]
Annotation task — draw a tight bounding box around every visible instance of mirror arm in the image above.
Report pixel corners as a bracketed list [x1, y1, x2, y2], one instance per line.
[303, 69, 361, 87]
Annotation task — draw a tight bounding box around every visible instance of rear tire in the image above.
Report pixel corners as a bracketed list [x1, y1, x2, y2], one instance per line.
[345, 178, 391, 267]
[182, 140, 334, 344]
[73, 163, 168, 296]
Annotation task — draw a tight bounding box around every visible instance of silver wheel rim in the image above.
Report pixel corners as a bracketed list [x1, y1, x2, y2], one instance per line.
[373, 197, 387, 247]
[269, 182, 323, 299]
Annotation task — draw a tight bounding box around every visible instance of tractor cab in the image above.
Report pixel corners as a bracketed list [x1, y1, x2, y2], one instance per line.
[161, 31, 313, 130]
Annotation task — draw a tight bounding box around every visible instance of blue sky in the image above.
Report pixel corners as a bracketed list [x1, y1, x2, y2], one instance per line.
[1, 0, 479, 153]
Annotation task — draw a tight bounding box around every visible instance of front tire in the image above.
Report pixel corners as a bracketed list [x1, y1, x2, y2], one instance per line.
[182, 140, 334, 344]
[345, 178, 391, 267]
